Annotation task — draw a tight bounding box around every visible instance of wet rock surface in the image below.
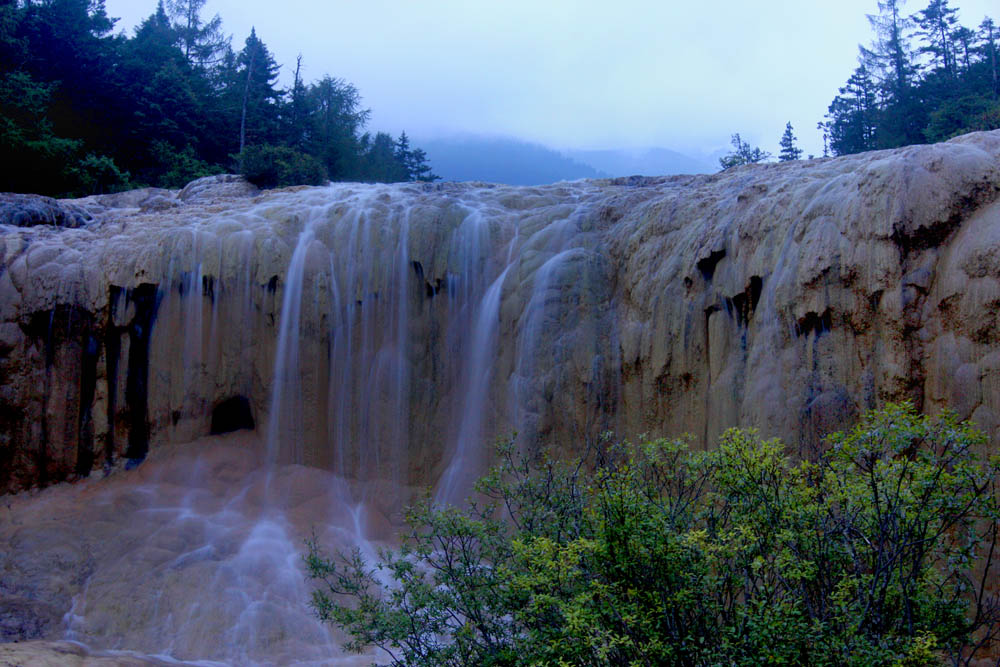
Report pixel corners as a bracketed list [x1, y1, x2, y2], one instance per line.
[178, 173, 259, 203]
[0, 597, 61, 641]
[0, 640, 189, 666]
[0, 132, 998, 496]
[0, 194, 91, 228]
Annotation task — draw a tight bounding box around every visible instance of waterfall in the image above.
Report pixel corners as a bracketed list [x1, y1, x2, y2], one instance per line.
[1, 178, 618, 666]
[266, 203, 325, 466]
[250, 185, 608, 500]
[435, 263, 511, 504]
[7, 135, 1000, 664]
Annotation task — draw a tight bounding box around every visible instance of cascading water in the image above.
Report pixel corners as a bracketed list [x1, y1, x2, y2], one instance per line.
[266, 201, 329, 467]
[1, 178, 619, 665]
[435, 263, 510, 505]
[257, 184, 612, 499]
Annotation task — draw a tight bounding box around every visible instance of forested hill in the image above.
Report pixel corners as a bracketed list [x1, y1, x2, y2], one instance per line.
[821, 0, 998, 156]
[0, 0, 438, 197]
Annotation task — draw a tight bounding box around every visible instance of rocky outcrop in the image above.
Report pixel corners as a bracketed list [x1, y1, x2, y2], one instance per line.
[611, 131, 1000, 451]
[0, 193, 91, 228]
[1, 133, 1000, 494]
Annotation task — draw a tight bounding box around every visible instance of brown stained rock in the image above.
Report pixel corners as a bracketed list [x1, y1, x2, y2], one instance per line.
[1, 132, 1000, 494]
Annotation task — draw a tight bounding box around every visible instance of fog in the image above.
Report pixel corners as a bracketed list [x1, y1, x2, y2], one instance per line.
[104, 0, 998, 159]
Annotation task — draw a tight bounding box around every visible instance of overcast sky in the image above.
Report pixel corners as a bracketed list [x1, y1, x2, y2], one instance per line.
[104, 0, 997, 159]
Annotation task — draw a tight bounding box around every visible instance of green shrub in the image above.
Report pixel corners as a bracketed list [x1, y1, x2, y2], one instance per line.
[237, 143, 327, 189]
[68, 153, 131, 196]
[149, 141, 223, 189]
[307, 404, 1000, 666]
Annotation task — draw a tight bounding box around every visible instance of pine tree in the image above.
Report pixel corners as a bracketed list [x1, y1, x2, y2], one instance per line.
[236, 27, 281, 155]
[823, 0, 998, 152]
[778, 122, 803, 161]
[816, 121, 830, 157]
[361, 131, 406, 182]
[980, 17, 999, 98]
[952, 26, 975, 74]
[119, 3, 185, 148]
[861, 0, 926, 147]
[0, 0, 455, 191]
[284, 54, 307, 149]
[394, 131, 439, 182]
[718, 134, 771, 170]
[118, 2, 213, 185]
[17, 0, 121, 148]
[912, 0, 960, 78]
[305, 75, 369, 179]
[863, 0, 917, 95]
[9, 0, 130, 194]
[826, 64, 879, 155]
[165, 0, 228, 67]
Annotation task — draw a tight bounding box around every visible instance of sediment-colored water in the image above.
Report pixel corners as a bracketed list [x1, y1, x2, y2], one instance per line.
[2, 433, 401, 665]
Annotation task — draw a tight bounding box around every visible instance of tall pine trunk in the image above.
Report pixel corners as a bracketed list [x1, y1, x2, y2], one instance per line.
[239, 47, 256, 168]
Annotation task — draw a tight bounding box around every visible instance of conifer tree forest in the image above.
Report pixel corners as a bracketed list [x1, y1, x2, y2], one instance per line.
[822, 0, 999, 157]
[722, 0, 997, 169]
[0, 0, 438, 197]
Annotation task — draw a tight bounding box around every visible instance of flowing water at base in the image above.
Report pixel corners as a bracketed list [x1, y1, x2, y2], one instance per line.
[0, 179, 618, 664]
[0, 433, 407, 666]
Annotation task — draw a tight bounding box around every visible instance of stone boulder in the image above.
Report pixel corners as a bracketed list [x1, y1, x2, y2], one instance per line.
[178, 174, 258, 203]
[0, 194, 91, 228]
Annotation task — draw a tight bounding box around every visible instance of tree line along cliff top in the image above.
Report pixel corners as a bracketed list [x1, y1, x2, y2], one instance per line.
[0, 0, 438, 199]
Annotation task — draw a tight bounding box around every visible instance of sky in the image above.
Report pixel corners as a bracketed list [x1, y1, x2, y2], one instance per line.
[103, 0, 998, 160]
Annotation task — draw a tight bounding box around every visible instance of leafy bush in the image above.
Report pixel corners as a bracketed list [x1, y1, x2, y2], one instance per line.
[237, 143, 328, 189]
[69, 153, 131, 196]
[307, 404, 1000, 666]
[925, 96, 1000, 142]
[149, 141, 223, 190]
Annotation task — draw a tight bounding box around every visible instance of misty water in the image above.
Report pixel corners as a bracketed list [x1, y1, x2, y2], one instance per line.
[2, 180, 614, 665]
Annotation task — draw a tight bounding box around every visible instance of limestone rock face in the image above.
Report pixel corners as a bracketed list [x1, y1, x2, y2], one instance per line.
[1, 133, 1000, 494]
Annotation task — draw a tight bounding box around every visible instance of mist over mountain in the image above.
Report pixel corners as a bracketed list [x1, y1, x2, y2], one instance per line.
[564, 147, 714, 176]
[418, 136, 606, 185]
[419, 136, 715, 185]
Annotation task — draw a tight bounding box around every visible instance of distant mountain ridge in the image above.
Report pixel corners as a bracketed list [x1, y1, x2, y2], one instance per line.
[564, 147, 713, 177]
[417, 136, 712, 185]
[417, 137, 605, 185]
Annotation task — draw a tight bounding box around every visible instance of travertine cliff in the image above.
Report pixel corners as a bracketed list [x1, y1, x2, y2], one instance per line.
[1, 131, 999, 495]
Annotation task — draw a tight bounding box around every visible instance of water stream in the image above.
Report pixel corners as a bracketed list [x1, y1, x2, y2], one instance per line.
[1, 180, 616, 665]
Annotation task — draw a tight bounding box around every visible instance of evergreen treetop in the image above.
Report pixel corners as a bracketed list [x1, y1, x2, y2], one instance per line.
[778, 122, 803, 161]
[825, 0, 999, 156]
